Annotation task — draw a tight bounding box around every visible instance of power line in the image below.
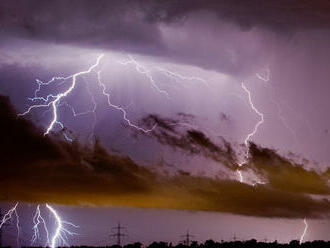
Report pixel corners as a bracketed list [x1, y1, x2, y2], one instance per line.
[110, 222, 128, 246]
[180, 230, 195, 246]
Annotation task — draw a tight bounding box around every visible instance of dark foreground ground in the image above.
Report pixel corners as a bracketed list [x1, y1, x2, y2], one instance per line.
[18, 239, 330, 248]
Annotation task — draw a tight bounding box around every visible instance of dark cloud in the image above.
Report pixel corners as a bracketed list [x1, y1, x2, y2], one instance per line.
[2, 0, 330, 46]
[1, 98, 328, 219]
[2, 0, 330, 79]
[247, 143, 330, 195]
[0, 0, 164, 53]
[141, 114, 330, 196]
[142, 0, 330, 32]
[141, 114, 236, 168]
[0, 95, 63, 165]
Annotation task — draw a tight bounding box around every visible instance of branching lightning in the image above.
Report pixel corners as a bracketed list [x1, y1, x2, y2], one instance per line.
[241, 83, 264, 147]
[96, 71, 156, 133]
[32, 205, 50, 246]
[46, 204, 79, 248]
[0, 202, 20, 247]
[118, 54, 217, 131]
[119, 56, 268, 184]
[19, 54, 159, 140]
[299, 218, 308, 244]
[119, 55, 212, 97]
[119, 55, 170, 98]
[1, 203, 78, 248]
[19, 54, 104, 137]
[14, 53, 314, 246]
[154, 66, 211, 89]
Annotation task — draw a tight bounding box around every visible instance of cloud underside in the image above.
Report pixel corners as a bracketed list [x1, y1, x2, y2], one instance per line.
[0, 95, 329, 218]
[2, 0, 330, 41]
[2, 0, 330, 79]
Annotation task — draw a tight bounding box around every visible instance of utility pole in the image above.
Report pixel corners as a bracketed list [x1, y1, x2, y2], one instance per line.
[110, 223, 128, 246]
[180, 230, 195, 246]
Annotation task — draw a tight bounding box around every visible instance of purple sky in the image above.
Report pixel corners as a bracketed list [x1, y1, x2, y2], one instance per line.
[0, 0, 330, 247]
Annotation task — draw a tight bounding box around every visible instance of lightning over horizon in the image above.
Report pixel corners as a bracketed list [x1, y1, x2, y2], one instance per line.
[0, 203, 78, 248]
[0, 203, 20, 247]
[46, 204, 79, 248]
[6, 54, 322, 245]
[2, 0, 330, 246]
[32, 205, 50, 246]
[299, 218, 308, 244]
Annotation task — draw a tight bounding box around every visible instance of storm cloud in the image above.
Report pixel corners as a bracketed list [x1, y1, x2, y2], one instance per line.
[141, 114, 330, 196]
[1, 95, 329, 219]
[2, 0, 330, 43]
[3, 0, 330, 77]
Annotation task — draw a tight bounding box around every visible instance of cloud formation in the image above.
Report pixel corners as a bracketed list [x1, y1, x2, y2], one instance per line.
[142, 114, 330, 195]
[0, 0, 163, 53]
[2, 0, 330, 78]
[141, 114, 236, 168]
[143, 0, 330, 31]
[2, 0, 330, 44]
[0, 95, 329, 218]
[249, 143, 330, 195]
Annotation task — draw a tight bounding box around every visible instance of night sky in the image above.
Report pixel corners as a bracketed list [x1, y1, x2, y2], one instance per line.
[0, 0, 330, 247]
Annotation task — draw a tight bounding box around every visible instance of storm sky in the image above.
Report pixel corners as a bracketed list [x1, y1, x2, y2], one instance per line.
[0, 0, 330, 247]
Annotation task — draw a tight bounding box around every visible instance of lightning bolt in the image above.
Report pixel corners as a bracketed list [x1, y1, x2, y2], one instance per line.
[32, 205, 50, 246]
[118, 55, 217, 132]
[154, 66, 211, 89]
[19, 54, 159, 140]
[1, 203, 77, 248]
[46, 204, 78, 248]
[0, 202, 20, 247]
[19, 54, 104, 137]
[299, 218, 308, 244]
[120, 55, 268, 182]
[119, 55, 213, 97]
[96, 71, 156, 133]
[256, 67, 271, 82]
[241, 83, 264, 147]
[237, 82, 264, 183]
[119, 55, 170, 98]
[61, 77, 98, 142]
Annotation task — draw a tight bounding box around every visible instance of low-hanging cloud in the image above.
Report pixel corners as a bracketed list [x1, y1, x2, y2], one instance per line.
[1, 95, 329, 218]
[141, 114, 330, 197]
[140, 114, 236, 168]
